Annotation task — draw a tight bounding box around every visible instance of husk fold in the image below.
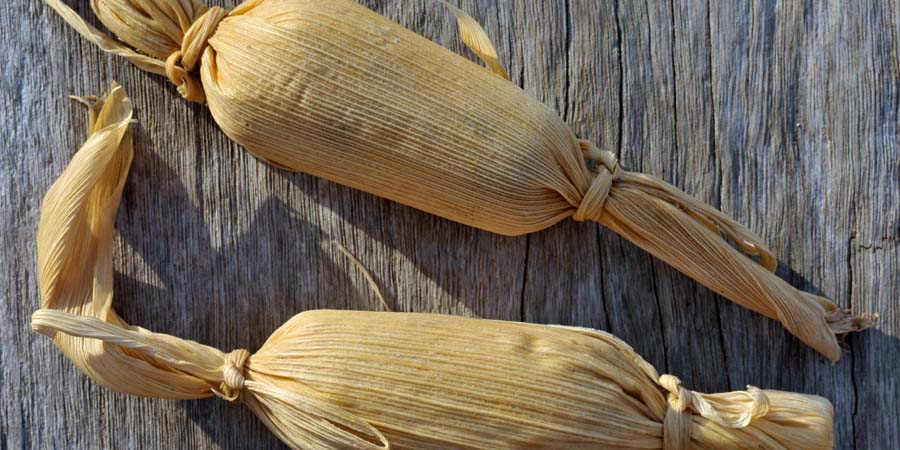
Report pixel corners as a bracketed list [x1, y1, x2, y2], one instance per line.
[33, 84, 836, 450]
[41, 0, 874, 361]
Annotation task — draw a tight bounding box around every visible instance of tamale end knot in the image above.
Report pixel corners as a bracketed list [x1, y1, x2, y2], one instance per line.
[164, 6, 228, 103]
[573, 140, 622, 222]
[659, 374, 693, 450]
[214, 348, 250, 402]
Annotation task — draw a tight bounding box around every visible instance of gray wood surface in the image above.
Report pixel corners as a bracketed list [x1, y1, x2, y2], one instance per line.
[2, 0, 898, 448]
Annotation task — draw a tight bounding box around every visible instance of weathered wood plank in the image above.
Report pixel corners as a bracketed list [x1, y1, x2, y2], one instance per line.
[516, 0, 609, 331]
[841, 1, 900, 448]
[1, 0, 898, 449]
[705, 2, 890, 449]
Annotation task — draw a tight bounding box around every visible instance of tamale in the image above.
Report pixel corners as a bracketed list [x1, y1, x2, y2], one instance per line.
[33, 84, 835, 449]
[41, 0, 875, 360]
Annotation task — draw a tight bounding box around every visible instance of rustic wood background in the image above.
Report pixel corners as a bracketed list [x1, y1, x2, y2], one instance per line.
[2, 0, 898, 448]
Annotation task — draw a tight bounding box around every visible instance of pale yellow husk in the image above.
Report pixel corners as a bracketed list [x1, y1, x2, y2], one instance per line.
[42, 0, 875, 360]
[33, 84, 835, 450]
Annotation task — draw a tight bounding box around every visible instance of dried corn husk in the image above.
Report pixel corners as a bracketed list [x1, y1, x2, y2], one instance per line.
[43, 0, 874, 360]
[33, 85, 834, 449]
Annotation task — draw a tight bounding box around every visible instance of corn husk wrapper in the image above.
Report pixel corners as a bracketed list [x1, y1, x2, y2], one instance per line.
[42, 0, 874, 361]
[32, 85, 835, 450]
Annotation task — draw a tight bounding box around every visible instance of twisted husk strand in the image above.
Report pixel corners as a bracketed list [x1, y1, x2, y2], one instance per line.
[33, 85, 835, 450]
[42, 0, 874, 362]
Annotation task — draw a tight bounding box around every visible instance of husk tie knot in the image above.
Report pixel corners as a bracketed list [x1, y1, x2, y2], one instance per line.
[659, 375, 693, 450]
[656, 374, 776, 449]
[165, 6, 228, 103]
[214, 348, 250, 402]
[573, 140, 622, 222]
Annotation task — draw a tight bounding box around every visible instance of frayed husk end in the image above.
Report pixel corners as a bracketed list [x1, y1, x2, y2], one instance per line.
[35, 83, 226, 399]
[599, 173, 869, 361]
[827, 307, 878, 336]
[689, 389, 834, 450]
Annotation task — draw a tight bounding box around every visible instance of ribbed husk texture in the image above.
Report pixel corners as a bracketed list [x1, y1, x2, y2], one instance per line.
[42, 0, 875, 361]
[33, 84, 835, 449]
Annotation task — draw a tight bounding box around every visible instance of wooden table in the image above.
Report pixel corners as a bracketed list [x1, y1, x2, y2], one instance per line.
[2, 0, 897, 448]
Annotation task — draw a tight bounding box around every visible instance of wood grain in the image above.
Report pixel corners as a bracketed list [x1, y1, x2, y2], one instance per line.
[1, 0, 897, 449]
